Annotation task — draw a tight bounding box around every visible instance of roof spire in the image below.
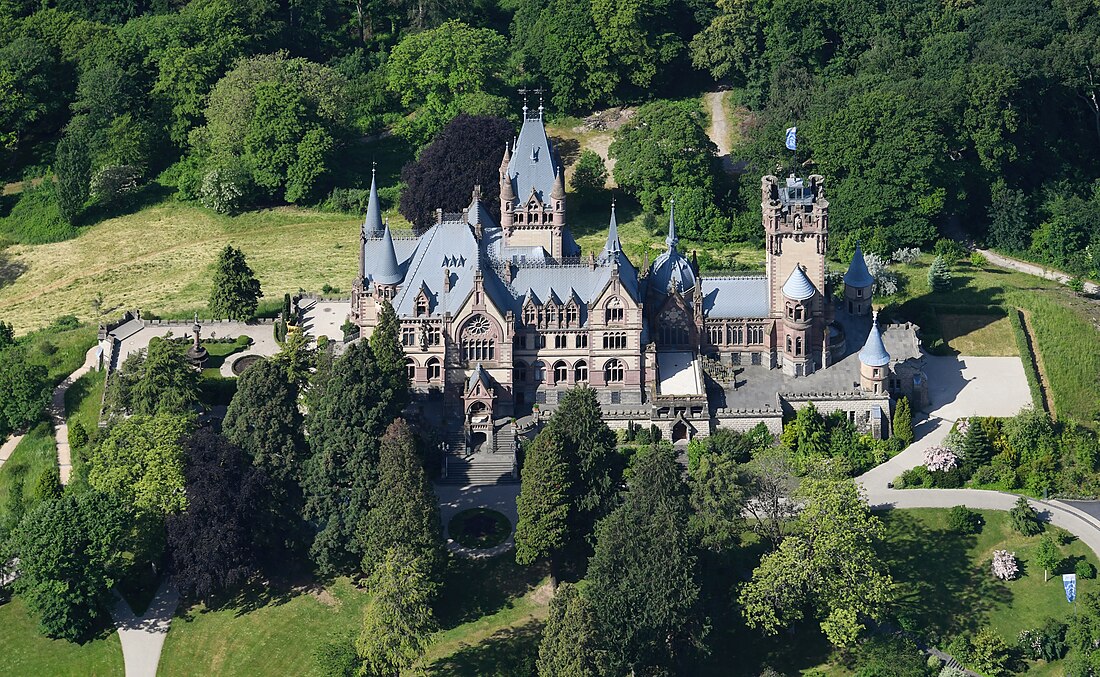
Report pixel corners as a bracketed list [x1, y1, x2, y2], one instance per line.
[519, 86, 528, 120]
[666, 197, 678, 249]
[844, 240, 874, 289]
[858, 310, 891, 367]
[604, 200, 621, 255]
[363, 163, 383, 238]
[373, 219, 401, 286]
[538, 87, 544, 120]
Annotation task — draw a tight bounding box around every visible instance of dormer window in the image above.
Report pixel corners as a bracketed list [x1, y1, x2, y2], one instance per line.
[605, 297, 624, 323]
[565, 304, 578, 327]
[524, 305, 537, 326]
[415, 295, 429, 317]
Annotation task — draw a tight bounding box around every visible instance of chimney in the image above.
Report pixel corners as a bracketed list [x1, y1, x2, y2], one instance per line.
[435, 208, 443, 224]
[443, 267, 451, 292]
[503, 261, 513, 284]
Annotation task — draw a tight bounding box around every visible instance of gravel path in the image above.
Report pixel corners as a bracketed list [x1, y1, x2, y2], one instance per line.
[0, 432, 24, 470]
[705, 91, 732, 157]
[978, 249, 1100, 295]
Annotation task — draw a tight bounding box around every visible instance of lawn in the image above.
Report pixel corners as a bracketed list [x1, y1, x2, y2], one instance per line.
[19, 323, 96, 384]
[0, 424, 58, 525]
[0, 596, 123, 677]
[63, 368, 105, 472]
[937, 312, 1019, 356]
[880, 255, 1100, 423]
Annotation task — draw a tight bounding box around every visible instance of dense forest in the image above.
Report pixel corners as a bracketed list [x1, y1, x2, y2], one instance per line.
[0, 0, 1098, 278]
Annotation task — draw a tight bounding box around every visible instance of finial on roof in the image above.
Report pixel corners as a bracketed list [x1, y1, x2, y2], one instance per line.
[605, 201, 621, 255]
[538, 87, 544, 120]
[363, 166, 384, 238]
[519, 86, 528, 119]
[551, 165, 565, 199]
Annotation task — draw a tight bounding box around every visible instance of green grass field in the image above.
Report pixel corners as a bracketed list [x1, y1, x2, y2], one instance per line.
[881, 256, 1100, 423]
[0, 424, 58, 526]
[62, 368, 105, 472]
[0, 596, 123, 677]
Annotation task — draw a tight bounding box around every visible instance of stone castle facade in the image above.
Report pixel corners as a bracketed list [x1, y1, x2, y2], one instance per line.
[351, 109, 927, 471]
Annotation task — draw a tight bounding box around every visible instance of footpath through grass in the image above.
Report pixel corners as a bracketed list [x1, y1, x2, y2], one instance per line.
[0, 424, 57, 526]
[0, 596, 123, 676]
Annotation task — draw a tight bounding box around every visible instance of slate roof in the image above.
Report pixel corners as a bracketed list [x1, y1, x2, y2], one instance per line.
[467, 364, 492, 394]
[701, 277, 770, 318]
[859, 316, 891, 367]
[506, 117, 558, 204]
[844, 242, 874, 288]
[650, 203, 697, 294]
[362, 169, 384, 238]
[781, 265, 817, 301]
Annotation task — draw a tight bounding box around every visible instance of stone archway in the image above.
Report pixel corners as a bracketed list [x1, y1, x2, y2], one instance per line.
[470, 431, 488, 453]
[672, 421, 689, 443]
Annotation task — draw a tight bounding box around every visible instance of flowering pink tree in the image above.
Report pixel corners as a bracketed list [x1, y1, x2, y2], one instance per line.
[992, 550, 1018, 580]
[924, 446, 958, 472]
[955, 419, 971, 437]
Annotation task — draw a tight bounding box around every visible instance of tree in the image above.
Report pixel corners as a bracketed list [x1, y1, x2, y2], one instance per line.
[55, 127, 92, 225]
[570, 150, 608, 197]
[689, 452, 745, 553]
[88, 413, 194, 514]
[223, 357, 306, 483]
[166, 429, 272, 603]
[590, 0, 688, 92]
[959, 419, 994, 476]
[125, 336, 201, 416]
[0, 346, 50, 437]
[1010, 496, 1044, 537]
[1035, 534, 1062, 583]
[32, 466, 62, 503]
[928, 254, 952, 292]
[271, 328, 315, 386]
[609, 99, 720, 237]
[586, 447, 702, 674]
[355, 546, 436, 676]
[893, 397, 914, 447]
[739, 477, 893, 648]
[369, 299, 409, 414]
[8, 490, 132, 641]
[386, 20, 508, 143]
[398, 114, 513, 229]
[969, 628, 1011, 677]
[209, 245, 262, 321]
[303, 340, 400, 574]
[360, 419, 443, 579]
[987, 182, 1031, 252]
[690, 0, 764, 87]
[0, 320, 13, 347]
[536, 582, 604, 677]
[515, 429, 571, 586]
[781, 401, 828, 471]
[742, 445, 798, 547]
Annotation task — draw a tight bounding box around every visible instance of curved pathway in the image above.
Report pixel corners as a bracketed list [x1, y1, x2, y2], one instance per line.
[0, 432, 24, 470]
[52, 346, 100, 484]
[857, 415, 1100, 559]
[978, 249, 1100, 296]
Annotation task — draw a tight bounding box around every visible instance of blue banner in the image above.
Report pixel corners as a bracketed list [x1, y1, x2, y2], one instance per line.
[785, 127, 797, 151]
[1065, 574, 1077, 603]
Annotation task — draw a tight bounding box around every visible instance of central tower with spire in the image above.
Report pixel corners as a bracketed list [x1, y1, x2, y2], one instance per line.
[498, 91, 567, 259]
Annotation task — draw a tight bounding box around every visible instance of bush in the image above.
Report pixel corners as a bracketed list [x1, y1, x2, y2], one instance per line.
[68, 420, 89, 449]
[571, 150, 608, 196]
[928, 254, 952, 292]
[1077, 560, 1096, 579]
[970, 465, 999, 485]
[892, 247, 922, 264]
[934, 238, 967, 263]
[634, 427, 653, 446]
[947, 505, 983, 534]
[969, 628, 1011, 676]
[200, 166, 250, 214]
[90, 165, 142, 205]
[323, 187, 372, 214]
[0, 182, 75, 244]
[897, 465, 932, 488]
[1018, 618, 1067, 662]
[992, 550, 1019, 580]
[970, 252, 988, 267]
[1009, 497, 1044, 536]
[939, 668, 966, 677]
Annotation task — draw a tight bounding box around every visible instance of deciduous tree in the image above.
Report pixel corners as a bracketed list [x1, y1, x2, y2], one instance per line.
[89, 413, 194, 514]
[0, 346, 50, 437]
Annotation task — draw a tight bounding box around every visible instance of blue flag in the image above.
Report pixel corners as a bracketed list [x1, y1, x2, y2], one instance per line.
[1065, 574, 1077, 603]
[785, 127, 797, 151]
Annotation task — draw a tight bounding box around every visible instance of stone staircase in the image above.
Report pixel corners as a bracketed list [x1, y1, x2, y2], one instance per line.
[442, 453, 518, 485]
[701, 356, 737, 384]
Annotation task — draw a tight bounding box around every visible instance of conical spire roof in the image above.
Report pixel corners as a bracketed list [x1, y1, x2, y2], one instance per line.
[363, 167, 384, 238]
[373, 220, 402, 285]
[859, 312, 891, 367]
[844, 242, 874, 288]
[782, 265, 817, 301]
[665, 198, 678, 249]
[604, 202, 621, 255]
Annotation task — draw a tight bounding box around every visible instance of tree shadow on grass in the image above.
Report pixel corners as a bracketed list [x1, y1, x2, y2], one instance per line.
[427, 620, 543, 677]
[0, 246, 26, 289]
[877, 509, 1012, 642]
[435, 556, 548, 630]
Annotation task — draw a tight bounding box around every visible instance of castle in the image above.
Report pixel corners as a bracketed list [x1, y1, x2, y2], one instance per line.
[351, 108, 927, 481]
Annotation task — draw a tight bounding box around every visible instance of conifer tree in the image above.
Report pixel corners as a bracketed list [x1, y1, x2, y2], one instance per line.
[370, 299, 409, 414]
[960, 419, 994, 476]
[361, 419, 443, 580]
[209, 245, 263, 320]
[515, 430, 571, 586]
[127, 337, 200, 416]
[356, 546, 436, 676]
[892, 396, 914, 447]
[537, 582, 603, 677]
[223, 358, 306, 484]
[927, 254, 952, 292]
[586, 447, 702, 674]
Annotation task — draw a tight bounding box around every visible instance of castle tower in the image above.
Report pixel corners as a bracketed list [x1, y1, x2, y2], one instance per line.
[498, 100, 566, 258]
[858, 311, 891, 393]
[844, 242, 874, 316]
[763, 174, 828, 370]
[780, 265, 817, 377]
[373, 220, 401, 303]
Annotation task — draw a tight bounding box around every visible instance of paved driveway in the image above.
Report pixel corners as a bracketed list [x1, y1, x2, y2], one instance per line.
[300, 299, 351, 342]
[922, 355, 1033, 419]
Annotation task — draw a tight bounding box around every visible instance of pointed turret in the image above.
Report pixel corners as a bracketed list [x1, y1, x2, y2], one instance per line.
[551, 165, 566, 200]
[604, 201, 621, 256]
[373, 220, 401, 286]
[843, 241, 874, 316]
[859, 312, 890, 367]
[363, 167, 384, 238]
[665, 197, 678, 249]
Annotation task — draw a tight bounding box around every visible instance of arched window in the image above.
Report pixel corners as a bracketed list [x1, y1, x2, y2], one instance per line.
[604, 359, 625, 383]
[786, 336, 792, 353]
[605, 297, 624, 323]
[534, 362, 546, 382]
[405, 358, 416, 381]
[795, 337, 803, 355]
[786, 303, 793, 319]
[553, 361, 568, 384]
[515, 361, 528, 382]
[794, 304, 803, 321]
[602, 332, 627, 350]
[426, 357, 441, 382]
[461, 315, 496, 363]
[574, 360, 588, 383]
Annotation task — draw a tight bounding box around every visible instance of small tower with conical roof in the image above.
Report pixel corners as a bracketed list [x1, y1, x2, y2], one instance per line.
[859, 311, 891, 394]
[780, 264, 818, 377]
[372, 220, 401, 303]
[844, 242, 874, 316]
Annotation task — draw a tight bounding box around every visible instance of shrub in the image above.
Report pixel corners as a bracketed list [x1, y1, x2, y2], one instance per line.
[200, 166, 250, 214]
[897, 465, 932, 488]
[928, 254, 952, 292]
[864, 251, 899, 297]
[892, 247, 921, 264]
[970, 252, 988, 267]
[1018, 618, 1067, 662]
[934, 238, 967, 263]
[90, 165, 142, 205]
[969, 628, 1010, 676]
[635, 427, 653, 446]
[970, 465, 999, 485]
[939, 668, 966, 677]
[686, 438, 707, 471]
[992, 550, 1018, 580]
[0, 182, 75, 244]
[571, 150, 608, 196]
[947, 505, 983, 534]
[924, 446, 958, 472]
[1077, 560, 1096, 579]
[68, 420, 88, 449]
[1009, 497, 1044, 536]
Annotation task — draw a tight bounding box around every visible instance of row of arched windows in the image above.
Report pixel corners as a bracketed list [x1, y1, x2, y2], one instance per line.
[514, 359, 626, 384]
[406, 357, 443, 381]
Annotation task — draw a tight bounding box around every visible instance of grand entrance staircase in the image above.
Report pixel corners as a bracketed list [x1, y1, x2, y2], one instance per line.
[439, 425, 518, 485]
